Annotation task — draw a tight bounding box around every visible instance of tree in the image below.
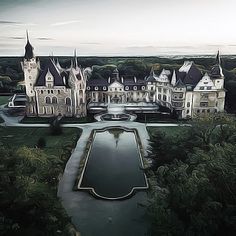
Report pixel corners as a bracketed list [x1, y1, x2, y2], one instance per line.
[147, 115, 236, 236]
[37, 137, 46, 149]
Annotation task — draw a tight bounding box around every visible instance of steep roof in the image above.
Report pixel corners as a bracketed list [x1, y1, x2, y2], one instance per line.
[35, 59, 65, 86]
[24, 32, 34, 60]
[178, 62, 202, 86]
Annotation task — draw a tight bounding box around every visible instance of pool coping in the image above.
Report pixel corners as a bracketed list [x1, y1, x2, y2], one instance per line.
[77, 126, 149, 200]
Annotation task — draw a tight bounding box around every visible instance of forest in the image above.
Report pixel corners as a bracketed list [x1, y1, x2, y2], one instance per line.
[147, 114, 236, 235]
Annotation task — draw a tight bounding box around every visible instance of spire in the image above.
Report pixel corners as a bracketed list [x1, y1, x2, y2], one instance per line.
[74, 49, 78, 68]
[24, 30, 34, 60]
[26, 30, 29, 42]
[216, 50, 220, 65]
[171, 69, 177, 86]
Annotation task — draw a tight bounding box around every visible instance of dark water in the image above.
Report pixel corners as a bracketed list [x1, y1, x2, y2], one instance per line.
[80, 128, 147, 199]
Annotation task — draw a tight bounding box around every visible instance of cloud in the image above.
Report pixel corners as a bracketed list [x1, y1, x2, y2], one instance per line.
[36, 37, 54, 40]
[0, 20, 22, 25]
[51, 20, 80, 26]
[9, 37, 25, 40]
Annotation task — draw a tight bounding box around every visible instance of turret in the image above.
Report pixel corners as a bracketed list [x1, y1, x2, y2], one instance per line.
[211, 51, 224, 89]
[21, 31, 39, 97]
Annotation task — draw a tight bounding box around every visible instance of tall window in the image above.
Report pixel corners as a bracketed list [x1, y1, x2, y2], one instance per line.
[45, 97, 51, 104]
[52, 97, 57, 104]
[66, 97, 71, 105]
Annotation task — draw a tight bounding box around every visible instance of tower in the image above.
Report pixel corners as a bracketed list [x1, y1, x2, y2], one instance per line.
[21, 31, 39, 97]
[211, 50, 224, 89]
[21, 31, 40, 115]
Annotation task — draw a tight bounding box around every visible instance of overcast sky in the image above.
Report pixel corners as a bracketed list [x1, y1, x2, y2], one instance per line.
[0, 0, 235, 56]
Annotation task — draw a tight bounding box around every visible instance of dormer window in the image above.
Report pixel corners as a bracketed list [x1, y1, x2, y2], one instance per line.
[95, 86, 98, 91]
[125, 86, 129, 90]
[103, 86, 106, 91]
[142, 86, 145, 90]
[87, 86, 91, 90]
[133, 86, 137, 90]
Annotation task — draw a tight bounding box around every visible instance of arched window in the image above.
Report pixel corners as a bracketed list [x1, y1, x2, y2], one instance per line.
[66, 97, 71, 105]
[52, 97, 57, 104]
[45, 97, 51, 104]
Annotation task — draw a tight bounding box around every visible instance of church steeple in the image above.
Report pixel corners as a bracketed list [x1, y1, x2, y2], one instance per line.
[24, 30, 34, 60]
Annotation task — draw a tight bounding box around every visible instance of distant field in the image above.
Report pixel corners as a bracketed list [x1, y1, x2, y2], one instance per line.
[0, 127, 81, 155]
[0, 96, 11, 105]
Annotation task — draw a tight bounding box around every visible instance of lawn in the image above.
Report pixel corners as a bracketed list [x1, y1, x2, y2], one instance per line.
[20, 115, 96, 124]
[0, 95, 11, 105]
[147, 126, 191, 138]
[0, 126, 82, 156]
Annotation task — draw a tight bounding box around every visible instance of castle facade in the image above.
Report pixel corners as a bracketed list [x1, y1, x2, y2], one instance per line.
[22, 36, 225, 119]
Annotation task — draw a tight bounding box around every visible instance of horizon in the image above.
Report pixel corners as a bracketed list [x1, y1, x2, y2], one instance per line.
[0, 0, 235, 56]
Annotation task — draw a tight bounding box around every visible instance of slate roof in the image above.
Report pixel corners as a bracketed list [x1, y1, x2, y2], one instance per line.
[175, 63, 202, 86]
[24, 40, 34, 60]
[210, 65, 221, 78]
[35, 59, 66, 87]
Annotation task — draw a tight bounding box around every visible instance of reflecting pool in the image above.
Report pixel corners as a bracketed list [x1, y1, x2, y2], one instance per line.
[78, 128, 148, 200]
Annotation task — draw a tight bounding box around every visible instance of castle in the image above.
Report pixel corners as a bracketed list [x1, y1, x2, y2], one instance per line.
[22, 34, 225, 119]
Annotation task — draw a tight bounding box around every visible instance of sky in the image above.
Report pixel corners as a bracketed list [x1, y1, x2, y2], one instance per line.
[0, 0, 236, 56]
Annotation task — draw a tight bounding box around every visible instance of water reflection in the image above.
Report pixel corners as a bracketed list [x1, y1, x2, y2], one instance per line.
[107, 128, 124, 147]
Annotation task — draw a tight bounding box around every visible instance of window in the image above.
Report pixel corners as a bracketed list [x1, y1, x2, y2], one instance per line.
[87, 86, 90, 90]
[158, 88, 161, 92]
[207, 86, 212, 90]
[163, 89, 167, 93]
[163, 95, 167, 101]
[200, 102, 208, 107]
[125, 86, 129, 90]
[41, 90, 43, 94]
[202, 94, 208, 99]
[45, 97, 51, 104]
[51, 90, 53, 93]
[48, 90, 50, 94]
[186, 110, 189, 114]
[95, 87, 98, 91]
[103, 86, 106, 91]
[187, 102, 190, 107]
[66, 97, 71, 105]
[134, 86, 137, 90]
[158, 94, 161, 100]
[207, 109, 210, 113]
[52, 97, 57, 104]
[142, 86, 145, 90]
[199, 86, 204, 90]
[58, 90, 60, 94]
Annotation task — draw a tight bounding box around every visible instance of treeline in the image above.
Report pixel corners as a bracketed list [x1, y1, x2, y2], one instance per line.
[147, 114, 236, 235]
[1, 56, 236, 112]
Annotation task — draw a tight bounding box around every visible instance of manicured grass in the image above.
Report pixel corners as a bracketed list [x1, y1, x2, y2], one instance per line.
[0, 126, 82, 155]
[20, 115, 96, 124]
[0, 96, 11, 105]
[147, 126, 191, 138]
